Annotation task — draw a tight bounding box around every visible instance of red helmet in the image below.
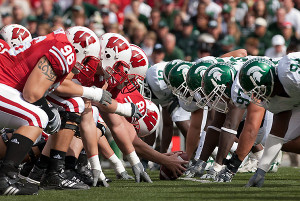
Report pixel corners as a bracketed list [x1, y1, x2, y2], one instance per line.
[100, 33, 132, 90]
[135, 99, 160, 137]
[66, 26, 100, 86]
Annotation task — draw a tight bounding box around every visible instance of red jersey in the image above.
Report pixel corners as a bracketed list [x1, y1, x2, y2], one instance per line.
[0, 39, 9, 53]
[116, 89, 146, 123]
[0, 28, 76, 92]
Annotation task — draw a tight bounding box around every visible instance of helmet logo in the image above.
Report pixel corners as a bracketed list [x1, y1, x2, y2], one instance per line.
[73, 31, 96, 48]
[107, 36, 129, 52]
[195, 66, 207, 77]
[246, 66, 265, 82]
[12, 28, 29, 40]
[130, 50, 146, 68]
[208, 67, 224, 81]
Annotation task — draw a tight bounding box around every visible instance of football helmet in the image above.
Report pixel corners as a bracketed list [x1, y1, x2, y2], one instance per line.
[186, 60, 216, 107]
[0, 24, 32, 48]
[239, 57, 275, 107]
[136, 99, 160, 138]
[100, 33, 132, 90]
[163, 59, 183, 89]
[201, 62, 237, 113]
[168, 61, 193, 104]
[66, 26, 100, 85]
[126, 44, 149, 92]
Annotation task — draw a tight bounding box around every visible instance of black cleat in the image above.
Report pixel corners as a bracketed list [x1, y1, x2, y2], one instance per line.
[0, 172, 39, 195]
[40, 170, 90, 190]
[27, 165, 46, 185]
[65, 169, 93, 186]
[19, 161, 35, 180]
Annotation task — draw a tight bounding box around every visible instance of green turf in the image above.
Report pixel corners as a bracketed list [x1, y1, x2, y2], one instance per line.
[2, 167, 300, 201]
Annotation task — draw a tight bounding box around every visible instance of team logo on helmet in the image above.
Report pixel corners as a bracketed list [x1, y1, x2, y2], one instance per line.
[130, 49, 147, 68]
[12, 28, 30, 40]
[195, 66, 207, 77]
[107, 36, 129, 53]
[246, 66, 265, 82]
[73, 31, 96, 48]
[208, 67, 224, 81]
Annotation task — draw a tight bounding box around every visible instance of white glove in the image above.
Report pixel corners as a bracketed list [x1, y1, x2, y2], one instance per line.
[82, 86, 112, 106]
[115, 102, 143, 118]
[132, 162, 152, 183]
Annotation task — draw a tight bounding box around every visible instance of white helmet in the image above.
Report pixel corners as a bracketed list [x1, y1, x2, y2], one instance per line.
[100, 33, 132, 90]
[66, 26, 100, 83]
[0, 24, 32, 48]
[127, 44, 149, 92]
[136, 99, 160, 138]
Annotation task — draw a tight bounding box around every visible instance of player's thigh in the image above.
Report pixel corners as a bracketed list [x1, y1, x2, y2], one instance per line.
[47, 94, 85, 113]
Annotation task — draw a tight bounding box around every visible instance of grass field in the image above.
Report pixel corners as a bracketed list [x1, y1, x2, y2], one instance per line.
[2, 167, 300, 201]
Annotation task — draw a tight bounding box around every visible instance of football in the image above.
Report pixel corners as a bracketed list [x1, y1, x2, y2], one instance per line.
[159, 152, 188, 180]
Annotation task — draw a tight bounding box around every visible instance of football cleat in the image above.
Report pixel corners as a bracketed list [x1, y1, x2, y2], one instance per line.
[0, 172, 38, 195]
[40, 170, 90, 190]
[27, 165, 46, 185]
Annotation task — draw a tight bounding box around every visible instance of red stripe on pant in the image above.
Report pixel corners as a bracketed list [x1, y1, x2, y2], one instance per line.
[47, 96, 80, 113]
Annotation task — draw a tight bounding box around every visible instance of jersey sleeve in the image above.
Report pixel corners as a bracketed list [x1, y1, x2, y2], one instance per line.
[45, 40, 76, 79]
[0, 39, 10, 52]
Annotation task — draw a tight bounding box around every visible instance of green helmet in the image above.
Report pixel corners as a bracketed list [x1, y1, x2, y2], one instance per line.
[201, 62, 237, 113]
[186, 60, 216, 107]
[163, 60, 183, 88]
[239, 57, 275, 107]
[168, 61, 193, 103]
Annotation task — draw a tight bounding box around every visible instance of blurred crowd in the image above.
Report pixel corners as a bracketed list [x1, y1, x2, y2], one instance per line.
[0, 0, 299, 63]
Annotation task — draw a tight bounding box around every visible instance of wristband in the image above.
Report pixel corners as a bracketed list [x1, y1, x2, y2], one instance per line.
[207, 126, 221, 132]
[88, 155, 101, 170]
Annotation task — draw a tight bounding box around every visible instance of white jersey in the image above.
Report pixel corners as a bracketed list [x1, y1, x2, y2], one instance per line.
[268, 52, 300, 114]
[146, 62, 174, 107]
[231, 70, 250, 109]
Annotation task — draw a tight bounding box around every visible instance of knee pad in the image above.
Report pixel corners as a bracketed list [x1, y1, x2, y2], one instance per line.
[59, 111, 81, 134]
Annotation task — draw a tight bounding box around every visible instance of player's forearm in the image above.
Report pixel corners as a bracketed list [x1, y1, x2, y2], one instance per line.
[220, 49, 247, 58]
[55, 79, 84, 97]
[133, 135, 169, 165]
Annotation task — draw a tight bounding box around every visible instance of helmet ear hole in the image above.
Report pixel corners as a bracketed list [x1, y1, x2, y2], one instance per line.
[75, 49, 79, 53]
[106, 54, 111, 59]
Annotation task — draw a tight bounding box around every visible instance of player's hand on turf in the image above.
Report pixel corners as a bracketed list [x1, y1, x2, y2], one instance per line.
[200, 167, 218, 180]
[116, 171, 134, 180]
[214, 167, 234, 182]
[92, 169, 101, 187]
[45, 107, 61, 135]
[164, 152, 188, 178]
[132, 162, 152, 183]
[184, 159, 206, 178]
[245, 168, 266, 187]
[100, 89, 112, 106]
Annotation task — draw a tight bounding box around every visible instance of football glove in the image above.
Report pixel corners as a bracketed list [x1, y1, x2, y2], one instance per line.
[132, 162, 152, 183]
[100, 90, 112, 106]
[82, 86, 112, 106]
[214, 167, 234, 182]
[115, 102, 143, 119]
[245, 168, 266, 187]
[44, 107, 61, 135]
[116, 171, 134, 180]
[184, 159, 206, 178]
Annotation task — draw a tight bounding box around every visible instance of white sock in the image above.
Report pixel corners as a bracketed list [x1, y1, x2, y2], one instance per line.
[108, 154, 126, 174]
[88, 155, 106, 180]
[194, 131, 206, 160]
[258, 134, 284, 172]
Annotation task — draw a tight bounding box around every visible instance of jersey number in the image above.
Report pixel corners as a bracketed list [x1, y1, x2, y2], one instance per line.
[157, 70, 164, 81]
[236, 88, 250, 105]
[61, 45, 75, 65]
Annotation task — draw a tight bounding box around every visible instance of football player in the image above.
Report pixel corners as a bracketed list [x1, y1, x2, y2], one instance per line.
[0, 27, 87, 195]
[238, 55, 300, 187]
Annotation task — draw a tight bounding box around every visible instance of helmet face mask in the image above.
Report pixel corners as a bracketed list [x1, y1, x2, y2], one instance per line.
[239, 57, 275, 108]
[201, 62, 236, 113]
[74, 56, 100, 86]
